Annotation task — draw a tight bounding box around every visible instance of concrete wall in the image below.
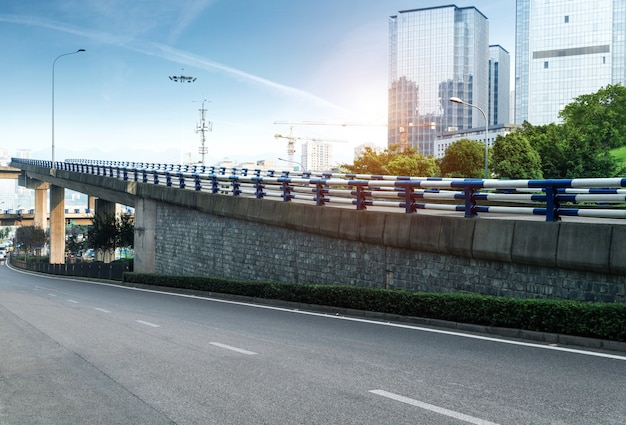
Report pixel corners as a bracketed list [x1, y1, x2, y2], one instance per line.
[142, 184, 625, 303]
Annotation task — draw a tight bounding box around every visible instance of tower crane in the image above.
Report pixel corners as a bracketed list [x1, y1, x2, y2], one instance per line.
[274, 126, 348, 164]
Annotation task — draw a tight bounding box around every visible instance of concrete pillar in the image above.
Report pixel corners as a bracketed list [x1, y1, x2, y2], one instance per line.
[133, 198, 156, 274]
[49, 185, 65, 264]
[88, 196, 96, 213]
[33, 188, 47, 229]
[94, 199, 116, 263]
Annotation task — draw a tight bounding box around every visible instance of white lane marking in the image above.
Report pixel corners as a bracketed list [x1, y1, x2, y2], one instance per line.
[94, 308, 111, 313]
[210, 342, 257, 355]
[12, 265, 626, 361]
[370, 390, 500, 425]
[67, 299, 79, 303]
[136, 320, 160, 328]
[48, 293, 57, 297]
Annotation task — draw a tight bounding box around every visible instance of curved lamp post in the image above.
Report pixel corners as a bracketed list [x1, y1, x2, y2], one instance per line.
[449, 96, 489, 179]
[278, 157, 305, 172]
[52, 49, 85, 168]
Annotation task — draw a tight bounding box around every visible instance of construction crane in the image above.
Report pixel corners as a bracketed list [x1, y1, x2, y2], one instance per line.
[274, 126, 348, 165]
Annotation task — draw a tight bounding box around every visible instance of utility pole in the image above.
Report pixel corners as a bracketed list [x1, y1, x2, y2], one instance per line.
[195, 99, 212, 164]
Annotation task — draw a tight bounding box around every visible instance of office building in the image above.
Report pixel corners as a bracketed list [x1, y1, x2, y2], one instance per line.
[489, 45, 510, 125]
[515, 0, 626, 125]
[301, 140, 333, 172]
[388, 5, 492, 156]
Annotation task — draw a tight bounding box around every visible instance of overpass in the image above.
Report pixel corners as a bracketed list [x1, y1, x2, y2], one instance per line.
[9, 158, 626, 303]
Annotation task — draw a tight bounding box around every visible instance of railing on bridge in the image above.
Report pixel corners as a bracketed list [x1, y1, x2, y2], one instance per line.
[13, 158, 626, 222]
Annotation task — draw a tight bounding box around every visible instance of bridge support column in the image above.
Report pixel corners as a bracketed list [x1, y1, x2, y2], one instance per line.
[34, 188, 47, 229]
[94, 199, 117, 262]
[133, 198, 156, 274]
[49, 185, 65, 264]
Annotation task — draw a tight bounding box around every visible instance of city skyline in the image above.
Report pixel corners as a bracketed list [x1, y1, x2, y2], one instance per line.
[0, 1, 515, 167]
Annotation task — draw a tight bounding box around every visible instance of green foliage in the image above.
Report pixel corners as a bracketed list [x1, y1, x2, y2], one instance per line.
[491, 132, 543, 179]
[559, 83, 626, 150]
[344, 144, 440, 177]
[124, 273, 626, 342]
[505, 121, 620, 179]
[15, 226, 47, 254]
[439, 139, 486, 178]
[88, 213, 134, 260]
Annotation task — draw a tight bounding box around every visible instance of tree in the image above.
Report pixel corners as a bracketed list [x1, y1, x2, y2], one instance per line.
[344, 144, 440, 177]
[491, 132, 543, 179]
[87, 213, 134, 262]
[559, 84, 626, 150]
[15, 226, 47, 256]
[439, 139, 486, 178]
[521, 121, 619, 178]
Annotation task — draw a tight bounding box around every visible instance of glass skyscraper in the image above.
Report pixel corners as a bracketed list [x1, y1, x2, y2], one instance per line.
[489, 45, 510, 126]
[388, 5, 490, 156]
[515, 0, 626, 125]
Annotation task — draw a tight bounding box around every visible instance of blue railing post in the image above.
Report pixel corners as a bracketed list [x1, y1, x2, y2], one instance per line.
[355, 183, 367, 210]
[545, 184, 560, 222]
[153, 170, 159, 185]
[254, 177, 265, 198]
[165, 172, 173, 187]
[314, 180, 328, 206]
[142, 169, 148, 183]
[211, 174, 219, 193]
[463, 185, 477, 218]
[194, 173, 202, 191]
[231, 176, 241, 196]
[280, 178, 293, 202]
[133, 168, 138, 182]
[402, 183, 415, 213]
[178, 172, 186, 189]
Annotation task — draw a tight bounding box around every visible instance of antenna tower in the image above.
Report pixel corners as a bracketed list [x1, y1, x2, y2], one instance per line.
[195, 99, 212, 164]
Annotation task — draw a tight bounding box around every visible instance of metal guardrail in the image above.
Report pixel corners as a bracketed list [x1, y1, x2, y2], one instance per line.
[12, 158, 626, 222]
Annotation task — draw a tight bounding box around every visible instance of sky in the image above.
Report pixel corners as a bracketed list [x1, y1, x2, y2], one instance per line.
[0, 0, 515, 168]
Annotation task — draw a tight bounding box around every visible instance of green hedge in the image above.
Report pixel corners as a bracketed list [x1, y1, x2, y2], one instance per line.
[123, 273, 626, 342]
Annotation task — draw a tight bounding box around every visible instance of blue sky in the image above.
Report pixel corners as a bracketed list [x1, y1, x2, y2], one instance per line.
[0, 0, 514, 166]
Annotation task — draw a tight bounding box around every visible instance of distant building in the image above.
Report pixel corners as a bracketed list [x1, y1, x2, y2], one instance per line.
[489, 45, 511, 126]
[435, 124, 520, 159]
[301, 140, 333, 172]
[389, 5, 509, 156]
[515, 0, 626, 125]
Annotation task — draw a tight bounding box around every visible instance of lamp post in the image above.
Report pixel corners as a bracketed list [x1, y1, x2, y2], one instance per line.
[278, 157, 305, 172]
[169, 72, 197, 164]
[449, 96, 489, 179]
[52, 49, 85, 168]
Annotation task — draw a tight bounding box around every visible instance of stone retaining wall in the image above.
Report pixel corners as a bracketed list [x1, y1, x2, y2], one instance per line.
[146, 187, 626, 303]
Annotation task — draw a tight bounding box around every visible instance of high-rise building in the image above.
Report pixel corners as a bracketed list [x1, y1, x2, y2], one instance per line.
[388, 5, 491, 156]
[515, 0, 626, 125]
[489, 45, 510, 126]
[301, 140, 333, 172]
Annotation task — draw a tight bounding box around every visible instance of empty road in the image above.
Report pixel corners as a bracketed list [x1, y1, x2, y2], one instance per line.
[1, 263, 625, 424]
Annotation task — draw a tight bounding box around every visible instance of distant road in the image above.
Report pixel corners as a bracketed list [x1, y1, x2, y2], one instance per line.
[1, 264, 625, 424]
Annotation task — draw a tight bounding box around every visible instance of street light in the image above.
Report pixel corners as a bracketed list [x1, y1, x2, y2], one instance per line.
[169, 72, 197, 164]
[449, 96, 489, 179]
[52, 49, 85, 168]
[278, 157, 306, 172]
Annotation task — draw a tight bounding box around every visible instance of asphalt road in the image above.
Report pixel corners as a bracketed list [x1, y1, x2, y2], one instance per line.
[1, 263, 625, 425]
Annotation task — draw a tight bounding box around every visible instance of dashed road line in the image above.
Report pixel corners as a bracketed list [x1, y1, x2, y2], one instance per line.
[94, 307, 111, 313]
[370, 389, 500, 425]
[210, 342, 257, 355]
[136, 320, 160, 328]
[67, 299, 79, 303]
